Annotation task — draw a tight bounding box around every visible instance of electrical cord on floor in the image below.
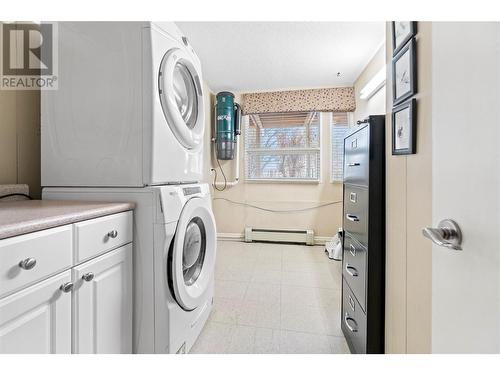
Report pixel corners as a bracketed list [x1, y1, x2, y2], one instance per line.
[213, 197, 342, 213]
[0, 193, 33, 200]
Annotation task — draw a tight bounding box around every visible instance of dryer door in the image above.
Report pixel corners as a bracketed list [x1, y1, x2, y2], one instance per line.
[158, 48, 204, 150]
[171, 197, 216, 311]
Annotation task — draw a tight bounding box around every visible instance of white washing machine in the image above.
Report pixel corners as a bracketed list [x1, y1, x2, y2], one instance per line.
[43, 183, 216, 353]
[42, 22, 205, 186]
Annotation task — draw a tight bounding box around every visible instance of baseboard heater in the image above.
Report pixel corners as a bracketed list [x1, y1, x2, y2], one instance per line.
[244, 227, 315, 246]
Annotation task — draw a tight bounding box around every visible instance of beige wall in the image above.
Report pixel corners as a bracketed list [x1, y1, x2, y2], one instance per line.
[205, 93, 343, 239]
[384, 22, 432, 353]
[353, 44, 386, 124]
[0, 23, 41, 198]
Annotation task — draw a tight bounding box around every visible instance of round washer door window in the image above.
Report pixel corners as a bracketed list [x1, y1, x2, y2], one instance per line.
[182, 217, 206, 286]
[171, 197, 216, 311]
[158, 48, 204, 149]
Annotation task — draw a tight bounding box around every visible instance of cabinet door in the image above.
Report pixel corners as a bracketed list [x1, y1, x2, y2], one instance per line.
[0, 271, 72, 354]
[72, 244, 132, 353]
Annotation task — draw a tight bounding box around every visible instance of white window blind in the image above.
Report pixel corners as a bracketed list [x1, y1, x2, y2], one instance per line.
[245, 112, 321, 182]
[330, 112, 350, 182]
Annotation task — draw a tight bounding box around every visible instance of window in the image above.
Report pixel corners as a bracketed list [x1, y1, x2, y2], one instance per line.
[330, 112, 350, 182]
[245, 112, 321, 182]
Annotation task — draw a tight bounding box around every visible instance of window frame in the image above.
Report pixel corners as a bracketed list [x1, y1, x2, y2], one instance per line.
[244, 112, 322, 184]
[330, 112, 351, 184]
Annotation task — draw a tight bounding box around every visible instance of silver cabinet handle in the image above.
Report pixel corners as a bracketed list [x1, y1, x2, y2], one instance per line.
[107, 230, 118, 239]
[345, 264, 359, 277]
[347, 162, 360, 167]
[422, 219, 462, 250]
[18, 257, 37, 270]
[60, 282, 74, 293]
[346, 214, 360, 222]
[344, 313, 358, 333]
[82, 272, 94, 282]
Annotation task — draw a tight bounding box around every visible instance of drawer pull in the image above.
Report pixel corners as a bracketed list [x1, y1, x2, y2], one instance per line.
[347, 162, 360, 167]
[107, 230, 118, 239]
[59, 282, 74, 293]
[82, 272, 95, 282]
[346, 214, 360, 222]
[349, 244, 356, 257]
[18, 258, 37, 270]
[344, 313, 358, 333]
[345, 264, 359, 277]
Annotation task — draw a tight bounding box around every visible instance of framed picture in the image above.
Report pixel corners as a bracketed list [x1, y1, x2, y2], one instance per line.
[392, 21, 417, 55]
[392, 37, 417, 105]
[392, 98, 417, 155]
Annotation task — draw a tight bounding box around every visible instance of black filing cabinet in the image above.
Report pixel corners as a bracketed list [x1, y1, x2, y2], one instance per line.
[341, 115, 385, 354]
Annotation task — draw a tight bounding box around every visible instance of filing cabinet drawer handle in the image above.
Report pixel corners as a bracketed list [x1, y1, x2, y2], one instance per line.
[344, 313, 358, 333]
[346, 214, 360, 222]
[345, 264, 359, 277]
[18, 257, 37, 270]
[107, 230, 118, 239]
[347, 162, 360, 167]
[349, 244, 356, 257]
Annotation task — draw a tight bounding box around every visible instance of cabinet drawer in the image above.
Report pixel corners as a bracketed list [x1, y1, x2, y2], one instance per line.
[343, 233, 367, 312]
[342, 279, 367, 354]
[344, 127, 369, 186]
[74, 211, 133, 262]
[343, 185, 368, 246]
[0, 226, 73, 298]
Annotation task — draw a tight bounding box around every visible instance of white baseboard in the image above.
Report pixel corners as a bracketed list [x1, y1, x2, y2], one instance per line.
[217, 232, 332, 246]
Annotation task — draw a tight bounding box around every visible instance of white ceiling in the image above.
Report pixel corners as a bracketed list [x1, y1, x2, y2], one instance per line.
[176, 22, 385, 93]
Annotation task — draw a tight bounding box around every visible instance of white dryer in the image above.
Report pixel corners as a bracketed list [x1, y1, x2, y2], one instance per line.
[42, 22, 205, 187]
[43, 183, 216, 353]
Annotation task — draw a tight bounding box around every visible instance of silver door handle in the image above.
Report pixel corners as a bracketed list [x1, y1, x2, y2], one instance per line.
[344, 313, 358, 332]
[19, 257, 37, 270]
[82, 272, 95, 282]
[345, 264, 359, 277]
[422, 219, 462, 250]
[346, 214, 359, 222]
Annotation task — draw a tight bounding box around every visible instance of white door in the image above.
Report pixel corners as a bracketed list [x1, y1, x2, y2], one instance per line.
[0, 271, 72, 354]
[72, 244, 132, 354]
[171, 197, 216, 311]
[429, 22, 500, 353]
[158, 47, 204, 150]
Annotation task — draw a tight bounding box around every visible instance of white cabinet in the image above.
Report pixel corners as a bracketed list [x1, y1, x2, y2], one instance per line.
[0, 210, 133, 354]
[0, 271, 72, 354]
[72, 244, 132, 353]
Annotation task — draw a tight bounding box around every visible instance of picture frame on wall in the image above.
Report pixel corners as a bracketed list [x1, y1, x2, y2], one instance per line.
[392, 98, 417, 155]
[392, 21, 417, 55]
[392, 37, 417, 105]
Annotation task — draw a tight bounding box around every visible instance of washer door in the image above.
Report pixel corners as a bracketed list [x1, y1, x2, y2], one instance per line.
[171, 197, 216, 311]
[158, 48, 204, 150]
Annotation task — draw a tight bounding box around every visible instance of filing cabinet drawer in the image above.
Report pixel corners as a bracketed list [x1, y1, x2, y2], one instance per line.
[343, 185, 368, 246]
[342, 279, 367, 354]
[0, 226, 73, 298]
[74, 211, 133, 262]
[343, 233, 367, 312]
[344, 127, 369, 186]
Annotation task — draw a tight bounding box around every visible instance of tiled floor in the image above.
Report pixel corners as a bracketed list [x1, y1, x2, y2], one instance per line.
[190, 240, 350, 354]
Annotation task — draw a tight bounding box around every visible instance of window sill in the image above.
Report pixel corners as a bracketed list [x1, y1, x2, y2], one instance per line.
[245, 179, 320, 184]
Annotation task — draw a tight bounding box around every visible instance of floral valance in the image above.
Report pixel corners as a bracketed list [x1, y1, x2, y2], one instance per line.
[241, 87, 356, 115]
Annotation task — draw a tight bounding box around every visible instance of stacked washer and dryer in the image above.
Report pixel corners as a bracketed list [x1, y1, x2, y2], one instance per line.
[41, 22, 216, 354]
